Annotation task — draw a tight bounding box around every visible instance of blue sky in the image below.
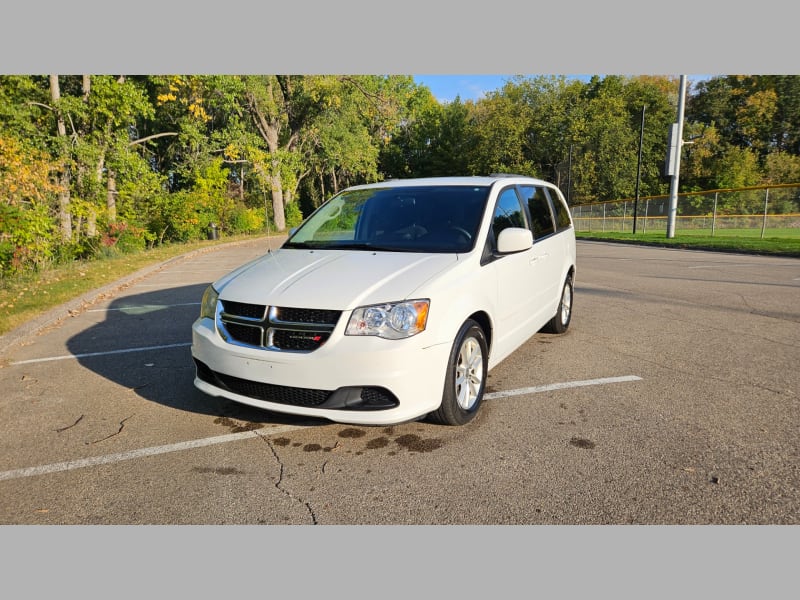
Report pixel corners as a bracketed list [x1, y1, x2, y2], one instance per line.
[413, 75, 515, 103]
[412, 74, 715, 103]
[413, 74, 594, 103]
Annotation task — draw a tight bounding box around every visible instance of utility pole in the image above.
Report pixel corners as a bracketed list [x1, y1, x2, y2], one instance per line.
[666, 75, 687, 239]
[633, 105, 645, 234]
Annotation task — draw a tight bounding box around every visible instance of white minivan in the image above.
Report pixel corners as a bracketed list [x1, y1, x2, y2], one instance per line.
[191, 175, 576, 426]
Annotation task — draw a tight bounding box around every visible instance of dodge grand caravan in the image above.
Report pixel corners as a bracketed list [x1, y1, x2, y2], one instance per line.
[191, 175, 576, 426]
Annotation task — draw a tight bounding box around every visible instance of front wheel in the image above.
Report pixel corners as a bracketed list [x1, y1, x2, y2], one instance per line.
[542, 273, 573, 334]
[428, 319, 488, 426]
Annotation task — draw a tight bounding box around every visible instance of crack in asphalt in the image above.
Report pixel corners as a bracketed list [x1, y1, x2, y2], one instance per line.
[255, 431, 318, 525]
[88, 415, 134, 445]
[321, 442, 340, 474]
[55, 414, 84, 433]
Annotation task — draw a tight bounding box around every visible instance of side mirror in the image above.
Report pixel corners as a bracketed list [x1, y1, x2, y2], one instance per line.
[497, 227, 533, 254]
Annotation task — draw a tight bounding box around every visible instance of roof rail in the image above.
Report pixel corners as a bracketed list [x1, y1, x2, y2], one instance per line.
[489, 173, 527, 178]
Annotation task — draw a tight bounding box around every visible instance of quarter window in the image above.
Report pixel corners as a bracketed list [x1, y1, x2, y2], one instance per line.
[549, 190, 573, 231]
[520, 186, 555, 239]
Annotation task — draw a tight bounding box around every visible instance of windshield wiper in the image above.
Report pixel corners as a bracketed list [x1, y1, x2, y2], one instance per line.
[332, 242, 415, 252]
[284, 240, 415, 252]
[282, 241, 320, 250]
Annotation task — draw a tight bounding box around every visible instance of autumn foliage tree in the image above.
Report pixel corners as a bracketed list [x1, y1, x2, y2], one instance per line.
[0, 134, 62, 274]
[1, 73, 799, 278]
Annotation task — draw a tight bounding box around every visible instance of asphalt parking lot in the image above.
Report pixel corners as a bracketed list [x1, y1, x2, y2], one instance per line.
[0, 238, 798, 524]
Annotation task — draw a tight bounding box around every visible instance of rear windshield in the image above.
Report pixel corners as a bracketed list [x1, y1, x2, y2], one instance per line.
[284, 185, 490, 253]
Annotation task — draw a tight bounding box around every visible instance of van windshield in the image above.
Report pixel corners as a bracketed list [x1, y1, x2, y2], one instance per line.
[283, 185, 490, 253]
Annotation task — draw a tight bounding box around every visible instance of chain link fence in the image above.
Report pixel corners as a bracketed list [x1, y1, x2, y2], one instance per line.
[571, 184, 800, 238]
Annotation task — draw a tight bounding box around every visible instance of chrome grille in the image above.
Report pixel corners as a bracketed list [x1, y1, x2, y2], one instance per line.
[221, 300, 266, 320]
[272, 306, 342, 324]
[218, 302, 341, 352]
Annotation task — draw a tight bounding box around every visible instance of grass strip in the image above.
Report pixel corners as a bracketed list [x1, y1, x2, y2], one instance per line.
[0, 235, 264, 337]
[576, 231, 800, 257]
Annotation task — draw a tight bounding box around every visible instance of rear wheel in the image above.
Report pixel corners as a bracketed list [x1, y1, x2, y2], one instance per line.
[429, 319, 488, 426]
[542, 273, 573, 334]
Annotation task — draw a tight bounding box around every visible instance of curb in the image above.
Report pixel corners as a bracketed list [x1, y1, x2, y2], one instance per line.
[0, 237, 277, 356]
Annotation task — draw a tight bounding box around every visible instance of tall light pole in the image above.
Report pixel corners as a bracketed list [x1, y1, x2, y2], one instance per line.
[666, 75, 687, 239]
[633, 105, 645, 234]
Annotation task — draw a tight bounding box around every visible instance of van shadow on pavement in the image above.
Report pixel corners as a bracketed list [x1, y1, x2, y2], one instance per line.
[65, 283, 325, 428]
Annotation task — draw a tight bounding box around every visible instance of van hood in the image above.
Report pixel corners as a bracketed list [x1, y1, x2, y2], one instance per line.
[214, 248, 459, 310]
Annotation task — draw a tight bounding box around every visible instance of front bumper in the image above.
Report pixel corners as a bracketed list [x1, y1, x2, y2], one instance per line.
[191, 317, 452, 425]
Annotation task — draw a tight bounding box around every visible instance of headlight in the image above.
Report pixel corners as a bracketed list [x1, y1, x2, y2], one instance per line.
[200, 285, 219, 320]
[345, 299, 430, 339]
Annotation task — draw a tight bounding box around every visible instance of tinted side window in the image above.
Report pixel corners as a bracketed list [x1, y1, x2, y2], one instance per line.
[548, 188, 573, 231]
[520, 185, 555, 239]
[491, 188, 527, 240]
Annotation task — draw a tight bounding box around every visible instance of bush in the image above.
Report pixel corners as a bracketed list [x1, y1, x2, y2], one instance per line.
[229, 205, 266, 234]
[0, 201, 56, 276]
[285, 202, 304, 230]
[51, 237, 98, 263]
[102, 222, 149, 253]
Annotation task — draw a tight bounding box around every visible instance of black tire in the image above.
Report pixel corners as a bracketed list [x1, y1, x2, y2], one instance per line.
[428, 319, 488, 426]
[542, 273, 574, 334]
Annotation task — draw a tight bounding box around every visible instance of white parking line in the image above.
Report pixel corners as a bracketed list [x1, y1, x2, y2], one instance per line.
[484, 375, 642, 399]
[688, 264, 752, 269]
[131, 283, 197, 288]
[0, 375, 642, 482]
[10, 343, 192, 365]
[0, 426, 300, 482]
[87, 303, 200, 313]
[146, 270, 226, 274]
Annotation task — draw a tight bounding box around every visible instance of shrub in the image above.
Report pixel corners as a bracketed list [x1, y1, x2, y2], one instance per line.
[285, 202, 304, 230]
[229, 205, 266, 234]
[101, 222, 148, 253]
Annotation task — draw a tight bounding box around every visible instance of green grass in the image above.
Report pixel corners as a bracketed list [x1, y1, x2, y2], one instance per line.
[0, 234, 266, 338]
[679, 227, 800, 239]
[576, 230, 800, 257]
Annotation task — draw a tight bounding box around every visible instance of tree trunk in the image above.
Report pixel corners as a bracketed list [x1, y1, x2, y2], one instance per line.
[49, 74, 72, 241]
[107, 169, 117, 224]
[50, 75, 66, 137]
[246, 83, 290, 231]
[270, 173, 285, 230]
[87, 208, 97, 237]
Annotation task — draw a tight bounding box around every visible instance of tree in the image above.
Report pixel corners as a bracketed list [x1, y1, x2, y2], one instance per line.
[568, 76, 641, 201]
[689, 75, 800, 158]
[763, 151, 800, 184]
[0, 134, 61, 274]
[49, 75, 73, 240]
[243, 75, 416, 229]
[466, 81, 536, 176]
[379, 88, 472, 179]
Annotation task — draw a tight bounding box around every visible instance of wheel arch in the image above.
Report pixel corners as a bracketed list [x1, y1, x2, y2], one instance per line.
[466, 310, 493, 355]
